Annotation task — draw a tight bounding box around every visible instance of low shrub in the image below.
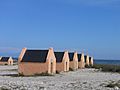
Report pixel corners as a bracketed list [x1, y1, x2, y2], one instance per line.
[56, 71, 60, 74]
[4, 64, 8, 65]
[85, 64, 94, 68]
[69, 68, 74, 71]
[0, 86, 9, 90]
[18, 72, 24, 76]
[105, 81, 120, 88]
[34, 72, 54, 76]
[93, 64, 120, 73]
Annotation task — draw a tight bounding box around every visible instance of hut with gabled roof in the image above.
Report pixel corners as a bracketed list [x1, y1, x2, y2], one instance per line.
[69, 52, 78, 70]
[18, 48, 56, 76]
[78, 53, 85, 69]
[0, 57, 13, 65]
[89, 56, 94, 66]
[55, 51, 69, 72]
[85, 55, 89, 66]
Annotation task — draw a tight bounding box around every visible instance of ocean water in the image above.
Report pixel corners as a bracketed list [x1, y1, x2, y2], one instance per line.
[94, 59, 120, 65]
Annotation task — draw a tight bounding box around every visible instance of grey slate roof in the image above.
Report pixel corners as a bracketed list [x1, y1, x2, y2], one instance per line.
[77, 54, 82, 61]
[89, 57, 91, 61]
[21, 50, 48, 63]
[54, 52, 64, 62]
[69, 53, 74, 61]
[84, 55, 87, 62]
[0, 57, 9, 62]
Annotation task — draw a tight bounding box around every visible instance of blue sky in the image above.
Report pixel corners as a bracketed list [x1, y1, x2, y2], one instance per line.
[0, 0, 120, 59]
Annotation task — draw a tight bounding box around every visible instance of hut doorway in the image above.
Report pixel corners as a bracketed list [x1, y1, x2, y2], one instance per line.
[51, 62, 53, 73]
[10, 61, 12, 65]
[10, 61, 11, 65]
[66, 62, 67, 71]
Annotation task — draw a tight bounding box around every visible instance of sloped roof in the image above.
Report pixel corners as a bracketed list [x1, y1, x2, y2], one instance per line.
[89, 57, 91, 61]
[69, 53, 74, 61]
[84, 55, 87, 62]
[78, 54, 82, 61]
[21, 50, 48, 63]
[54, 52, 64, 62]
[0, 57, 9, 62]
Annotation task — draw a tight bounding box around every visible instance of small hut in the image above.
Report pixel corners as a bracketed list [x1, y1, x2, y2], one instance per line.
[89, 57, 94, 66]
[85, 55, 89, 66]
[78, 53, 85, 68]
[18, 48, 56, 76]
[0, 57, 13, 65]
[69, 52, 78, 70]
[55, 51, 69, 72]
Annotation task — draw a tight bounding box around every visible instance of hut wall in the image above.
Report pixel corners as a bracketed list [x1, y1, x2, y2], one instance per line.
[18, 62, 49, 76]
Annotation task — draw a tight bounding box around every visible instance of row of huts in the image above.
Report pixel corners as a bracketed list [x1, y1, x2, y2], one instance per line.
[18, 48, 94, 76]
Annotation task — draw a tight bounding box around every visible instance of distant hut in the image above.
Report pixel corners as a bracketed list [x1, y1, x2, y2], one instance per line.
[55, 51, 69, 72]
[18, 48, 56, 76]
[78, 53, 85, 68]
[89, 57, 94, 66]
[85, 55, 89, 66]
[0, 57, 13, 65]
[69, 52, 78, 70]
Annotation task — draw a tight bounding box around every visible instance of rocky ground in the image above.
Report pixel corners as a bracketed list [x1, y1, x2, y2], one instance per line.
[0, 65, 120, 90]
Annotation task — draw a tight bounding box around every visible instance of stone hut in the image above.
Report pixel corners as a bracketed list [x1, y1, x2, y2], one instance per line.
[85, 55, 89, 66]
[89, 57, 94, 66]
[78, 53, 85, 68]
[55, 51, 69, 72]
[0, 57, 13, 65]
[18, 48, 56, 76]
[69, 52, 78, 70]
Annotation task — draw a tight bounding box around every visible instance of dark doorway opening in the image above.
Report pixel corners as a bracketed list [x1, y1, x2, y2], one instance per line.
[66, 62, 67, 71]
[51, 62, 53, 73]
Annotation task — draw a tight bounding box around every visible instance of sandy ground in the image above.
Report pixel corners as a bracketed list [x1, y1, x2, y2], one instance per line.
[0, 65, 120, 90]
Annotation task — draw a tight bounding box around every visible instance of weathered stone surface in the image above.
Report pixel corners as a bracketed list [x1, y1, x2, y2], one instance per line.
[0, 65, 120, 90]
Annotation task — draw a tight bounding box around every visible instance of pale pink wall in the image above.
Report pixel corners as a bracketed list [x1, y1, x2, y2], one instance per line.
[56, 63, 64, 72]
[78, 53, 85, 69]
[86, 55, 89, 66]
[18, 62, 49, 75]
[18, 48, 27, 63]
[46, 48, 56, 74]
[63, 51, 69, 72]
[69, 61, 74, 69]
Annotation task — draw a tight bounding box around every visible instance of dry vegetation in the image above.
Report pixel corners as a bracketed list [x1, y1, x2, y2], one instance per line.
[92, 64, 120, 73]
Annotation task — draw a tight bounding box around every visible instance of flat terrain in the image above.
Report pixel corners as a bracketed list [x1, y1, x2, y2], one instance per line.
[0, 65, 120, 90]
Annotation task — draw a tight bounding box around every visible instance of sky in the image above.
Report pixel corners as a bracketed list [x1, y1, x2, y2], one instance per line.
[0, 0, 120, 60]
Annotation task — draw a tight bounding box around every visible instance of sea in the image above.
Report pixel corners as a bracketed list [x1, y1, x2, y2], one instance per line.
[94, 59, 120, 65]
